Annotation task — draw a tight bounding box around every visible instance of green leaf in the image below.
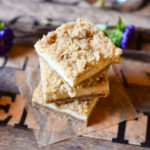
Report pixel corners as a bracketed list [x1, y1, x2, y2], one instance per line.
[117, 17, 122, 30]
[117, 17, 126, 31]
[95, 17, 126, 47]
[0, 21, 5, 30]
[106, 29, 122, 46]
[93, 0, 104, 8]
[95, 24, 107, 32]
[44, 20, 61, 26]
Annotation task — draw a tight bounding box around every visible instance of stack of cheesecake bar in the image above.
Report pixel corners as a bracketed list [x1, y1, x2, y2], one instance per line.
[32, 18, 122, 123]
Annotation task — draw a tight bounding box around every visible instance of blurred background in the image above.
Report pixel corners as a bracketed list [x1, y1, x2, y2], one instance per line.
[0, 0, 150, 51]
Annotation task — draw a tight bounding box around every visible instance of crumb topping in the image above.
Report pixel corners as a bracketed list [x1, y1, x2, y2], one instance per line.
[40, 58, 108, 99]
[35, 18, 122, 78]
[54, 98, 96, 115]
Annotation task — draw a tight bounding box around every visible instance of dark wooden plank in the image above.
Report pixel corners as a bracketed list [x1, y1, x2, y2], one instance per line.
[0, 126, 148, 150]
[122, 49, 150, 63]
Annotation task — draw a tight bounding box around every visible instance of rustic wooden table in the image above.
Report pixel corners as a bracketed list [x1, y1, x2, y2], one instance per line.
[0, 0, 150, 149]
[0, 126, 148, 150]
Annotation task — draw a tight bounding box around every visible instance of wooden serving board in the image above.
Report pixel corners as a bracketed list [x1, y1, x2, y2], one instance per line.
[0, 0, 150, 149]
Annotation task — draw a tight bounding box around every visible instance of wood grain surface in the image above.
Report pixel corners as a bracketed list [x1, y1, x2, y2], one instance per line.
[0, 126, 149, 150]
[0, 0, 150, 29]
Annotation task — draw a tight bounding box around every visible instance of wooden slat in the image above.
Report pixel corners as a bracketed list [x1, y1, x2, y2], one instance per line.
[0, 126, 148, 150]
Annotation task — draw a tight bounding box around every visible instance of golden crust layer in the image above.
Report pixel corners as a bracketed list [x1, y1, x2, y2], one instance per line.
[35, 18, 122, 87]
[40, 58, 109, 103]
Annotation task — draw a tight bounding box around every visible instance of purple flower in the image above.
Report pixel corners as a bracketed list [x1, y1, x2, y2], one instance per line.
[0, 27, 14, 57]
[120, 25, 135, 49]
